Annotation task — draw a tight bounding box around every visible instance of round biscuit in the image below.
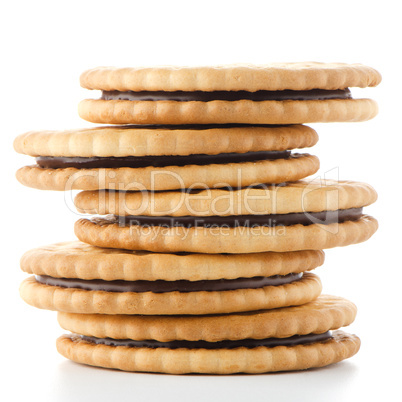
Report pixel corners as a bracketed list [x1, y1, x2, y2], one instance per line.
[78, 98, 378, 125]
[16, 154, 319, 191]
[74, 215, 378, 254]
[14, 124, 318, 157]
[19, 272, 321, 315]
[57, 295, 356, 342]
[20, 241, 324, 281]
[80, 63, 381, 91]
[74, 179, 377, 217]
[56, 330, 360, 374]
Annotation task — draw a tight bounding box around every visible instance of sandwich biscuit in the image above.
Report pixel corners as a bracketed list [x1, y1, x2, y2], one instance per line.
[14, 124, 319, 191]
[78, 63, 381, 125]
[20, 241, 323, 315]
[74, 180, 378, 253]
[56, 295, 359, 374]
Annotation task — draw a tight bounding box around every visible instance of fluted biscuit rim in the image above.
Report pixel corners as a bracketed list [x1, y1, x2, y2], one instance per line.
[78, 98, 378, 125]
[20, 241, 324, 281]
[56, 330, 360, 374]
[15, 154, 319, 191]
[19, 272, 322, 315]
[74, 179, 377, 217]
[57, 295, 355, 342]
[74, 215, 378, 253]
[13, 124, 318, 158]
[80, 63, 381, 91]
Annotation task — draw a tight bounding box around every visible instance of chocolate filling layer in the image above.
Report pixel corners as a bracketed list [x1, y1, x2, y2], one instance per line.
[35, 150, 291, 169]
[117, 208, 363, 228]
[34, 272, 302, 293]
[101, 88, 352, 102]
[80, 331, 332, 349]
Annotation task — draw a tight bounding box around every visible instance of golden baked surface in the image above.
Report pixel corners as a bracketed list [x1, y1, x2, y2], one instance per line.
[20, 241, 324, 281]
[56, 330, 360, 374]
[57, 295, 356, 342]
[13, 124, 318, 157]
[74, 179, 377, 217]
[74, 215, 378, 253]
[19, 273, 322, 315]
[80, 63, 381, 91]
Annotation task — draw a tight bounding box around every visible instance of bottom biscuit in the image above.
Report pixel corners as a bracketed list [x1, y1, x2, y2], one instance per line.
[57, 330, 359, 374]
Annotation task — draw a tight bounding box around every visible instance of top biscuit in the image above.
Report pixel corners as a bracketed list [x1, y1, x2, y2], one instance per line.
[78, 63, 381, 125]
[80, 63, 381, 92]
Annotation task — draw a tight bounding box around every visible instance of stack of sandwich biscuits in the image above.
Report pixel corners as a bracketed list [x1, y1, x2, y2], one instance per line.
[14, 62, 381, 374]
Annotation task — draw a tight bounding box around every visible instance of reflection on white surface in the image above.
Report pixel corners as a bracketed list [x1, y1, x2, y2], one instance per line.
[49, 359, 359, 402]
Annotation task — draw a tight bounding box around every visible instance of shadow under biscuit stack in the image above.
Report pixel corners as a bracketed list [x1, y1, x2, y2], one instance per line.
[14, 63, 381, 374]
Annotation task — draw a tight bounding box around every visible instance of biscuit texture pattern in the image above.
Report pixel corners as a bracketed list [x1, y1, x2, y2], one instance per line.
[56, 330, 360, 373]
[19, 273, 322, 315]
[16, 154, 319, 191]
[20, 241, 324, 281]
[13, 125, 318, 157]
[57, 295, 356, 342]
[78, 98, 378, 125]
[80, 63, 381, 91]
[74, 179, 377, 216]
[74, 215, 378, 253]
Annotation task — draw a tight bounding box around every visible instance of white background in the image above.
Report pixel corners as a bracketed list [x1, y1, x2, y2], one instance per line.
[1, 0, 401, 401]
